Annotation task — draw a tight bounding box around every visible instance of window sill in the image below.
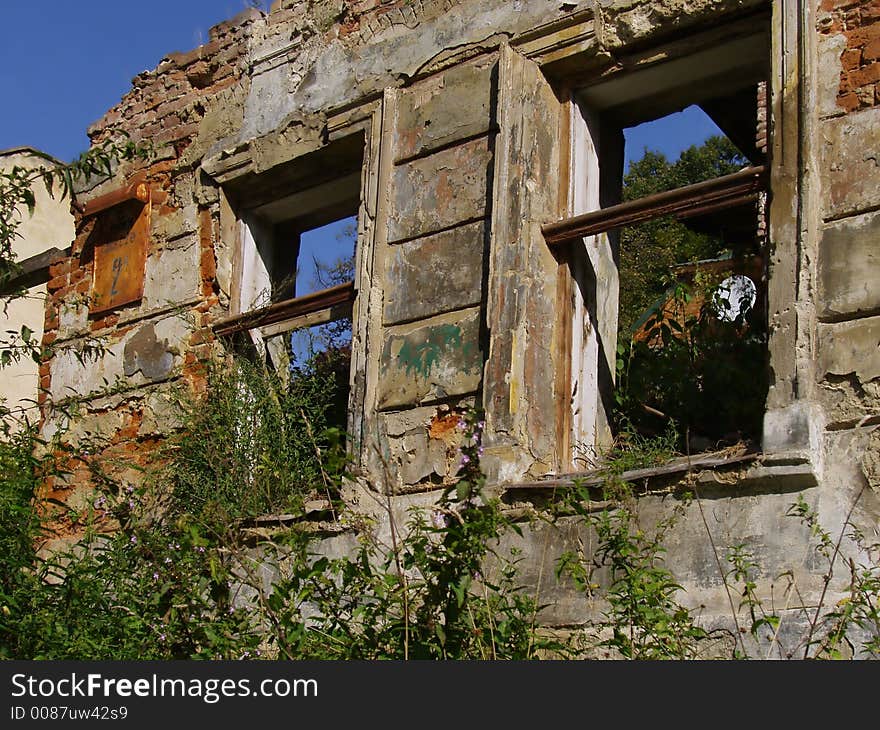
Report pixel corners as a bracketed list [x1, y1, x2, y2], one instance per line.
[496, 447, 818, 511]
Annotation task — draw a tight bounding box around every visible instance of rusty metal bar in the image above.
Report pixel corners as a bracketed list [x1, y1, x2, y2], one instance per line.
[542, 165, 767, 248]
[212, 281, 356, 337]
[82, 179, 156, 217]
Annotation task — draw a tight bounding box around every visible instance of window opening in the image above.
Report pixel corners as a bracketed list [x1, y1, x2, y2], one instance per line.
[546, 84, 768, 464]
[289, 214, 356, 369]
[257, 206, 357, 438]
[286, 215, 356, 433]
[215, 140, 363, 440]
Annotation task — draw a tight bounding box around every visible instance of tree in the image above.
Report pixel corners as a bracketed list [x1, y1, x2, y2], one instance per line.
[617, 135, 747, 336]
[613, 135, 766, 448]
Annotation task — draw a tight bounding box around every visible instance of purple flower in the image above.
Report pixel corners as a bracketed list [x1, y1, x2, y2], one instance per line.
[460, 453, 470, 466]
[152, 572, 159, 581]
[431, 511, 449, 529]
[129, 535, 137, 545]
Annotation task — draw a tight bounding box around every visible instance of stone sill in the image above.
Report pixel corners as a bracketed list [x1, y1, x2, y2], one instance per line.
[497, 448, 819, 512]
[231, 451, 821, 541]
[236, 499, 349, 544]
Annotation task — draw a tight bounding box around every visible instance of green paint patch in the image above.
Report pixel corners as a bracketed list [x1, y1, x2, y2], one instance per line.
[395, 323, 482, 380]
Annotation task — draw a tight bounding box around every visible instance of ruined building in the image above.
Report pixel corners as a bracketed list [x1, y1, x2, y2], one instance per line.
[3, 0, 880, 650]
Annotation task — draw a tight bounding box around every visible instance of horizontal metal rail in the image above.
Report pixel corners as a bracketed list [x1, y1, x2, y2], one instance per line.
[542, 165, 767, 248]
[212, 280, 355, 337]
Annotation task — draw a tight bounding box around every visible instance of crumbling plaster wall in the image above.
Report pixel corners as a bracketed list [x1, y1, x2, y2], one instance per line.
[811, 0, 880, 602]
[36, 0, 880, 643]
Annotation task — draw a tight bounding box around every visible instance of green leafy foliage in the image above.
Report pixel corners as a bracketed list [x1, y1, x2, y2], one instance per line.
[612, 135, 766, 450]
[557, 477, 708, 659]
[618, 136, 747, 335]
[258, 411, 552, 660]
[614, 271, 767, 449]
[0, 429, 260, 659]
[166, 353, 349, 526]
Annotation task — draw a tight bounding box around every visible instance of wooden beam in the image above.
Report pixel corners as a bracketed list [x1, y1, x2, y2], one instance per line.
[0, 247, 69, 295]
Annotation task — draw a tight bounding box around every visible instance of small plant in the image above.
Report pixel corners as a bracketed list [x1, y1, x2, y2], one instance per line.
[256, 410, 552, 660]
[165, 354, 348, 526]
[717, 491, 880, 660]
[786, 492, 880, 658]
[602, 419, 681, 474]
[557, 470, 708, 659]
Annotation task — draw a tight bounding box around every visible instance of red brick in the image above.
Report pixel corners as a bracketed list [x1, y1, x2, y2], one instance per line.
[842, 47, 863, 69]
[168, 40, 223, 68]
[48, 260, 71, 278]
[46, 275, 67, 292]
[201, 248, 217, 280]
[69, 268, 86, 283]
[848, 22, 880, 47]
[838, 90, 862, 111]
[864, 37, 880, 61]
[90, 314, 119, 332]
[189, 328, 214, 347]
[850, 61, 880, 87]
[155, 122, 200, 145]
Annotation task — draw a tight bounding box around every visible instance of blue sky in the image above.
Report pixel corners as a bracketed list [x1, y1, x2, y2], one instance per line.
[624, 106, 724, 171]
[0, 1, 265, 161]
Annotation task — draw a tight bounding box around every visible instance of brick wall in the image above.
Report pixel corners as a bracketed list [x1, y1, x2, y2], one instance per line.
[819, 0, 880, 112]
[88, 8, 261, 152]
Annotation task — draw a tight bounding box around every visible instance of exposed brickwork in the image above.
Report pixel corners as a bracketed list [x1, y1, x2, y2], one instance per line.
[818, 0, 880, 113]
[34, 7, 264, 515]
[88, 8, 261, 156]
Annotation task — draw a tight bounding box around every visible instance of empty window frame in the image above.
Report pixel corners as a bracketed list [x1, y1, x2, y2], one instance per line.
[545, 35, 770, 463]
[214, 135, 364, 433]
